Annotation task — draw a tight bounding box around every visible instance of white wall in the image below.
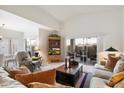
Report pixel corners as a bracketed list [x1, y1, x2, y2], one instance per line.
[24, 30, 39, 40]
[39, 28, 50, 62]
[0, 6, 60, 31]
[122, 9, 124, 52]
[63, 9, 123, 52]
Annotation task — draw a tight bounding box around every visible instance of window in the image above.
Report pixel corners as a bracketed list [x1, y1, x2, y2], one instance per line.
[87, 37, 97, 45]
[66, 39, 70, 46]
[75, 38, 83, 45]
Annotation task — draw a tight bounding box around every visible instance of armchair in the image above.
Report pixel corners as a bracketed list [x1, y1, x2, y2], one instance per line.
[16, 51, 35, 72]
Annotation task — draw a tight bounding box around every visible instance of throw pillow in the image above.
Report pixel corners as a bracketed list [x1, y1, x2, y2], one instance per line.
[114, 79, 124, 88]
[107, 72, 124, 87]
[27, 82, 56, 88]
[15, 73, 33, 86]
[19, 65, 31, 74]
[32, 69, 56, 85]
[119, 54, 124, 61]
[108, 54, 116, 57]
[105, 56, 120, 71]
[113, 59, 124, 74]
[15, 69, 56, 86]
[9, 66, 31, 79]
[100, 60, 107, 66]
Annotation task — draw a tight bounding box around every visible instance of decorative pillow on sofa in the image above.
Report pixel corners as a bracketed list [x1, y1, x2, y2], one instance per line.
[100, 60, 107, 66]
[15, 69, 56, 86]
[114, 79, 124, 88]
[107, 72, 124, 87]
[32, 69, 56, 85]
[8, 66, 31, 79]
[105, 56, 120, 71]
[27, 82, 56, 88]
[113, 59, 124, 74]
[15, 73, 33, 86]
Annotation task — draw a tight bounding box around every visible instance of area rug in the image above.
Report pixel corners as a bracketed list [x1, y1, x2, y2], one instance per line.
[79, 72, 92, 88]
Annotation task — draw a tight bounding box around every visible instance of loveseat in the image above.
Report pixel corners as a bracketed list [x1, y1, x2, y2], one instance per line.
[0, 63, 71, 88]
[0, 67, 26, 88]
[90, 54, 124, 88]
[90, 63, 112, 88]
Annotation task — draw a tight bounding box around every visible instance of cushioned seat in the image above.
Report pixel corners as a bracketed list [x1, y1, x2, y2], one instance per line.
[0, 67, 26, 88]
[93, 63, 113, 79]
[90, 77, 110, 88]
[0, 67, 9, 76]
[90, 54, 124, 88]
[94, 64, 112, 71]
[93, 67, 113, 80]
[0, 76, 26, 88]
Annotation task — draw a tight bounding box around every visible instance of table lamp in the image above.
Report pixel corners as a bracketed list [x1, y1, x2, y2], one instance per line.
[105, 47, 118, 52]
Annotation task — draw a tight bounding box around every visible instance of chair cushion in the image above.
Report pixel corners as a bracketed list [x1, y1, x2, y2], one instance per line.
[95, 63, 112, 71]
[107, 72, 124, 87]
[90, 77, 110, 88]
[93, 67, 113, 79]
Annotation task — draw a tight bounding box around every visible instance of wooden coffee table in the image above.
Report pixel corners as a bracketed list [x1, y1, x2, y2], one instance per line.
[56, 63, 83, 87]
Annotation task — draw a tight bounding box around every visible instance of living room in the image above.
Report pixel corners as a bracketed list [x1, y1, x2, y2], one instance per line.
[0, 4, 124, 89]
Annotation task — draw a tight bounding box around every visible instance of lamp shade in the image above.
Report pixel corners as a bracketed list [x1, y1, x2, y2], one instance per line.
[105, 47, 118, 52]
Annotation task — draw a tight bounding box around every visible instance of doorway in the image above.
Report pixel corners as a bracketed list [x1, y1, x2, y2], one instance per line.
[66, 37, 97, 65]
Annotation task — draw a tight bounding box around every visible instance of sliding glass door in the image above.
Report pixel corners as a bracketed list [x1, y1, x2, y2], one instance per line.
[0, 38, 22, 56]
[66, 37, 97, 65]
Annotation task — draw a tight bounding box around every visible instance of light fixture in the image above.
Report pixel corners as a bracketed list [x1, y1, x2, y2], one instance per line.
[0, 24, 5, 40]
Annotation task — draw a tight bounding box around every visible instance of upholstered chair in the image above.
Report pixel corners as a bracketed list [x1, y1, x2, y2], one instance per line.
[16, 51, 35, 72]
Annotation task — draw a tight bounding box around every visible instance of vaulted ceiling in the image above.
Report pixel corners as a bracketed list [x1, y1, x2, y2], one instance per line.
[40, 5, 123, 22]
[0, 5, 124, 32]
[0, 9, 42, 32]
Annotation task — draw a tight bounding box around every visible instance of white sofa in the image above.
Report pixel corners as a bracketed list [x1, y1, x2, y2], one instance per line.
[90, 63, 113, 88]
[90, 52, 124, 88]
[93, 63, 113, 79]
[90, 77, 110, 88]
[90, 57, 124, 88]
[0, 67, 26, 88]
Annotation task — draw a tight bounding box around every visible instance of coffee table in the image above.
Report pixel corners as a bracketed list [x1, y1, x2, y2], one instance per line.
[56, 63, 83, 87]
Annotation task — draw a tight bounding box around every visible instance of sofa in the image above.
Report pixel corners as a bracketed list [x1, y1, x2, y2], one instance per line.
[0, 67, 26, 88]
[90, 54, 124, 88]
[90, 63, 112, 88]
[0, 64, 70, 88]
[16, 51, 36, 72]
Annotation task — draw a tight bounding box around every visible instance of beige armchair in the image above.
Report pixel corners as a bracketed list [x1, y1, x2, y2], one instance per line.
[16, 51, 35, 72]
